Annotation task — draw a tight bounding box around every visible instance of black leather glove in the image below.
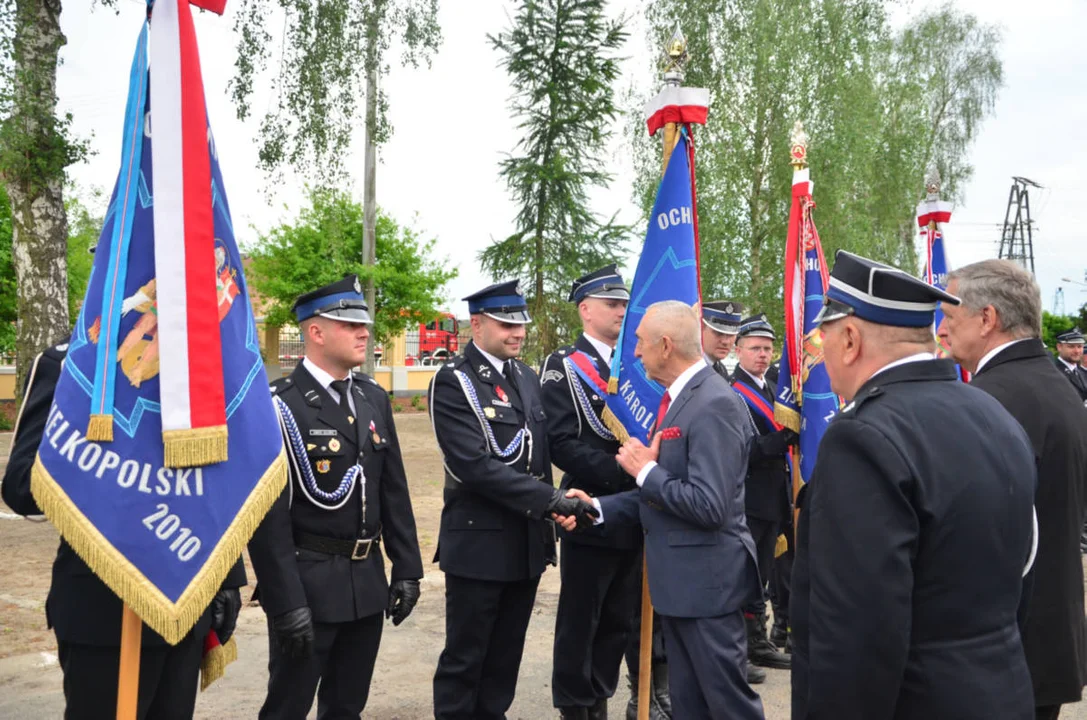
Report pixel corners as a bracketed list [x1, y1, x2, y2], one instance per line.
[782, 429, 799, 447]
[270, 606, 315, 659]
[210, 588, 242, 644]
[386, 579, 421, 626]
[762, 428, 799, 456]
[546, 488, 599, 529]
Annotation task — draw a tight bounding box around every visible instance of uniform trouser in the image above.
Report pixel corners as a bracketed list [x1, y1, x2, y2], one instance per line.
[552, 542, 641, 708]
[659, 612, 765, 720]
[1036, 705, 1062, 720]
[624, 552, 667, 676]
[57, 630, 203, 720]
[434, 573, 541, 720]
[744, 517, 779, 616]
[259, 612, 384, 720]
[770, 547, 793, 627]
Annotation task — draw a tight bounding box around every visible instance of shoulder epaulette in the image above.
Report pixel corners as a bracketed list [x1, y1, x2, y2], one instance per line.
[351, 371, 381, 387]
[269, 376, 293, 395]
[837, 385, 885, 418]
[43, 343, 68, 362]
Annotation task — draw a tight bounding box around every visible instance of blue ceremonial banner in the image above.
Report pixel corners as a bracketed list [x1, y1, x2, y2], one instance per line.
[30, 13, 285, 644]
[605, 130, 700, 443]
[775, 169, 839, 485]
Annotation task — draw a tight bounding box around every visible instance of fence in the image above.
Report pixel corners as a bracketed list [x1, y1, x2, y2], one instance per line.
[276, 328, 452, 368]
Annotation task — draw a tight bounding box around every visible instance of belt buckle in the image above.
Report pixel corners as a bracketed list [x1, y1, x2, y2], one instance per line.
[351, 538, 372, 561]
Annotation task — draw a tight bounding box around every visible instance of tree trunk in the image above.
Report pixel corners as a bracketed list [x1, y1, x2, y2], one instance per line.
[3, 0, 70, 396]
[361, 2, 382, 377]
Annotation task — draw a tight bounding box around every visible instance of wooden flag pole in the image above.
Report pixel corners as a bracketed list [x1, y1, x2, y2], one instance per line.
[117, 606, 142, 719]
[788, 122, 809, 541]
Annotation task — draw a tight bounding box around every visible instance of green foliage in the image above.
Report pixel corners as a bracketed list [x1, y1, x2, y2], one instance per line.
[1042, 311, 1077, 353]
[245, 187, 456, 342]
[0, 184, 13, 354]
[65, 186, 104, 319]
[634, 0, 1003, 325]
[484, 0, 632, 360]
[229, 0, 441, 181]
[410, 393, 423, 410]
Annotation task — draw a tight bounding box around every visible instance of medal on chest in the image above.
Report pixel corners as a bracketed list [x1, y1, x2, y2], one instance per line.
[493, 385, 512, 408]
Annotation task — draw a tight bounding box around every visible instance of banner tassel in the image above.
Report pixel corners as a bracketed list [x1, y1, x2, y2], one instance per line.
[602, 407, 631, 444]
[163, 426, 229, 468]
[200, 634, 238, 691]
[30, 450, 286, 645]
[86, 414, 115, 442]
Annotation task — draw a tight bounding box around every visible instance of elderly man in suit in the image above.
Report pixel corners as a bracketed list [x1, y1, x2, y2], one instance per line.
[561, 300, 765, 720]
[939, 259, 1087, 720]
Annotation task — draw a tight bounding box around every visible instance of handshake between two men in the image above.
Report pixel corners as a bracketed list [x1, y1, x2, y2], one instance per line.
[550, 432, 662, 533]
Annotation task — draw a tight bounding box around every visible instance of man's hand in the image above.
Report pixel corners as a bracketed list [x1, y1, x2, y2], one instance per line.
[386, 579, 421, 626]
[554, 488, 597, 532]
[210, 588, 242, 644]
[270, 606, 315, 659]
[617, 433, 662, 477]
[546, 487, 599, 531]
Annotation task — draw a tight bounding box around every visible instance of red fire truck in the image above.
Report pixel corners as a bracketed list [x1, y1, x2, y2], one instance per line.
[407, 312, 460, 365]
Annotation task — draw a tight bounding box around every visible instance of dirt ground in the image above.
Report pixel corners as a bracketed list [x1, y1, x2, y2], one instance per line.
[0, 416, 1079, 719]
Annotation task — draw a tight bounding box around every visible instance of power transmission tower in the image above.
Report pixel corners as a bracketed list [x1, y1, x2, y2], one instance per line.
[1054, 286, 1066, 315]
[998, 176, 1042, 275]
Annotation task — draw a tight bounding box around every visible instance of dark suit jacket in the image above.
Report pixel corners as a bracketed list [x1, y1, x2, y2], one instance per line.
[429, 342, 556, 582]
[729, 365, 791, 523]
[600, 365, 760, 618]
[791, 359, 1035, 720]
[1, 346, 247, 647]
[248, 363, 423, 622]
[539, 334, 639, 550]
[976, 340, 1087, 705]
[1053, 355, 1087, 404]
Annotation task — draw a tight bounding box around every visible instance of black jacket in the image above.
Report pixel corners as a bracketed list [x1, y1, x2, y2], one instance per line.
[1053, 355, 1087, 405]
[428, 342, 556, 581]
[1, 345, 247, 647]
[729, 365, 791, 523]
[539, 334, 639, 549]
[977, 341, 1087, 705]
[247, 362, 423, 622]
[791, 359, 1036, 720]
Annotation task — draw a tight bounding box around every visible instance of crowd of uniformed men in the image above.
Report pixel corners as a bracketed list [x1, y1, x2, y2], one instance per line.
[4, 250, 1087, 720]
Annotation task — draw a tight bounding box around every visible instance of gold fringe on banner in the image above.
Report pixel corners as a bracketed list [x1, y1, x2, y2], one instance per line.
[602, 407, 631, 444]
[607, 377, 618, 394]
[86, 414, 114, 442]
[774, 403, 801, 433]
[31, 449, 286, 645]
[199, 635, 238, 692]
[163, 425, 229, 468]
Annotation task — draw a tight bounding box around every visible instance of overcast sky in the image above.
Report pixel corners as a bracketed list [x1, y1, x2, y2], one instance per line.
[60, 0, 1086, 316]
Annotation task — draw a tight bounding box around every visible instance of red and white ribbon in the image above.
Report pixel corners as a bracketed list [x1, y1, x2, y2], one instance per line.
[644, 86, 709, 136]
[150, 0, 227, 453]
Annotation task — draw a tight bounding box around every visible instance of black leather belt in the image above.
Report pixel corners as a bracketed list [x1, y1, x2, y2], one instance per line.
[295, 529, 382, 561]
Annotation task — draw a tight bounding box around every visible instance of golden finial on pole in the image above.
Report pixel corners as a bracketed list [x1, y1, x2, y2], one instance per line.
[925, 165, 941, 201]
[790, 120, 809, 170]
[662, 23, 689, 85]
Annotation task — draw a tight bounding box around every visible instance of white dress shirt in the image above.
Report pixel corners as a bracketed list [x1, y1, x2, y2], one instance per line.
[869, 352, 936, 381]
[976, 339, 1029, 374]
[475, 345, 508, 375]
[303, 357, 355, 413]
[583, 333, 614, 367]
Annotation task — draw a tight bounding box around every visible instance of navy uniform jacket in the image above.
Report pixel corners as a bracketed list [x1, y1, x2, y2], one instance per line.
[1053, 355, 1087, 405]
[248, 362, 423, 622]
[599, 365, 760, 618]
[1, 345, 247, 646]
[429, 341, 556, 581]
[539, 334, 639, 550]
[791, 359, 1036, 720]
[730, 365, 791, 524]
[979, 341, 1087, 706]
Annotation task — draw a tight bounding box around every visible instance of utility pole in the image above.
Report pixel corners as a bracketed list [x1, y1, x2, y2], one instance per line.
[361, 1, 386, 376]
[997, 176, 1041, 275]
[1054, 286, 1066, 315]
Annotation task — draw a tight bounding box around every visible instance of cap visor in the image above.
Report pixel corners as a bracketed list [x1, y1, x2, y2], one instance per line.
[483, 310, 531, 325]
[318, 309, 373, 324]
[813, 305, 847, 326]
[586, 288, 631, 301]
[702, 319, 739, 335]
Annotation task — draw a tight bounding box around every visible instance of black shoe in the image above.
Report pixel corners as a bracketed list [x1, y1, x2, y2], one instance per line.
[746, 613, 792, 669]
[626, 672, 670, 720]
[559, 708, 588, 720]
[747, 662, 767, 684]
[650, 662, 672, 716]
[588, 699, 607, 720]
[770, 623, 789, 650]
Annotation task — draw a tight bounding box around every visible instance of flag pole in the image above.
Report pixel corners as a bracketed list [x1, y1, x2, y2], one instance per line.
[788, 122, 809, 537]
[117, 605, 142, 719]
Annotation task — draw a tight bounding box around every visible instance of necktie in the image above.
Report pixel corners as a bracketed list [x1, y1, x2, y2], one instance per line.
[653, 391, 672, 433]
[329, 379, 354, 421]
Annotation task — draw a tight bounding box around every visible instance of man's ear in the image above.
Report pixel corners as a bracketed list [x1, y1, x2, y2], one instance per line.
[841, 321, 862, 367]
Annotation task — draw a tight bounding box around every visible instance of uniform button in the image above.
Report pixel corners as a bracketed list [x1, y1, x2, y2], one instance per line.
[468, 520, 474, 526]
[526, 510, 532, 516]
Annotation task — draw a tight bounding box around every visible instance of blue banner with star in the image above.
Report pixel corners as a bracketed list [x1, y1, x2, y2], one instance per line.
[30, 19, 285, 645]
[605, 130, 700, 443]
